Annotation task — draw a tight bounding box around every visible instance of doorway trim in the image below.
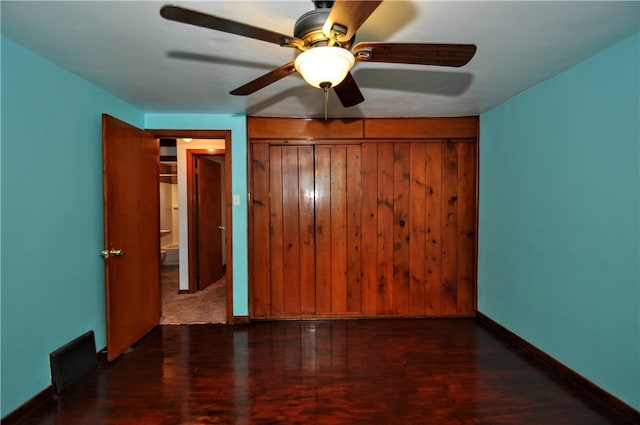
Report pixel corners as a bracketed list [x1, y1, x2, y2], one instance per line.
[149, 129, 234, 324]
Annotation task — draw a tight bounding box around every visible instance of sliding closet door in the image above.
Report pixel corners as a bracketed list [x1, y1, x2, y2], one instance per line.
[251, 138, 476, 319]
[251, 143, 364, 318]
[315, 145, 362, 315]
[251, 144, 316, 318]
[360, 141, 476, 317]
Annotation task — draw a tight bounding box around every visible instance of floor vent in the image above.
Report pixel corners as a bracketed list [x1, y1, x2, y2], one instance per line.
[50, 330, 97, 394]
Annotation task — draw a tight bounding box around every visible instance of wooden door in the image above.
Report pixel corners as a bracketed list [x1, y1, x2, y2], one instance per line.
[251, 145, 316, 317]
[251, 144, 362, 318]
[102, 114, 160, 361]
[250, 139, 476, 319]
[314, 145, 362, 315]
[360, 141, 476, 316]
[197, 156, 224, 289]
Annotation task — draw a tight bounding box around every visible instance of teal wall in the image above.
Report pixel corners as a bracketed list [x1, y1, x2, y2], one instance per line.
[0, 36, 145, 417]
[0, 37, 251, 418]
[144, 113, 248, 316]
[479, 33, 639, 409]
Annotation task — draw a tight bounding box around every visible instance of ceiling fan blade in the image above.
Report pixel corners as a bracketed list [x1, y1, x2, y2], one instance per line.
[160, 5, 303, 47]
[323, 0, 382, 43]
[230, 62, 297, 96]
[352, 42, 477, 67]
[333, 72, 364, 107]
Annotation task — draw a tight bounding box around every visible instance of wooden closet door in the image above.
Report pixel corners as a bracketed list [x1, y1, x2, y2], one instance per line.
[315, 145, 362, 315]
[251, 144, 316, 317]
[251, 139, 475, 319]
[360, 141, 476, 317]
[251, 144, 363, 318]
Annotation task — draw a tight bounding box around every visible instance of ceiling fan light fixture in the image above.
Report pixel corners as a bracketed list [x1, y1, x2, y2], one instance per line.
[294, 46, 355, 89]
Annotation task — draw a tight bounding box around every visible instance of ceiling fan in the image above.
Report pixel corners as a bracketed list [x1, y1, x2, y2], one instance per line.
[160, 1, 477, 108]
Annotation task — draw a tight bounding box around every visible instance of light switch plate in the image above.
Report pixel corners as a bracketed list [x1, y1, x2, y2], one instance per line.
[233, 194, 240, 206]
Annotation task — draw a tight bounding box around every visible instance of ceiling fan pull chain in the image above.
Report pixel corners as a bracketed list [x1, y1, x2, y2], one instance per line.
[319, 82, 331, 120]
[321, 83, 330, 120]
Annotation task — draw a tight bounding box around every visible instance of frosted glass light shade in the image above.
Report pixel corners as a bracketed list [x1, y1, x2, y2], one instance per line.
[294, 46, 355, 88]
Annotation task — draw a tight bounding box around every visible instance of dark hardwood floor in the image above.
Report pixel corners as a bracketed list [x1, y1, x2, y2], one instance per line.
[16, 320, 634, 424]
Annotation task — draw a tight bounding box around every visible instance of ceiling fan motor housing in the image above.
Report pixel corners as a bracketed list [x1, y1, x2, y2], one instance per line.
[294, 8, 331, 46]
[294, 5, 354, 49]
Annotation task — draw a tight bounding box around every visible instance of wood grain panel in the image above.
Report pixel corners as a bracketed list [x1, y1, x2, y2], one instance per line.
[409, 143, 427, 315]
[360, 144, 378, 316]
[393, 143, 411, 315]
[248, 117, 363, 139]
[298, 147, 316, 314]
[346, 146, 363, 313]
[441, 142, 458, 315]
[250, 144, 270, 317]
[377, 143, 394, 315]
[456, 142, 476, 314]
[282, 147, 302, 314]
[269, 147, 285, 315]
[330, 146, 348, 314]
[315, 146, 332, 313]
[364, 117, 478, 139]
[425, 143, 443, 315]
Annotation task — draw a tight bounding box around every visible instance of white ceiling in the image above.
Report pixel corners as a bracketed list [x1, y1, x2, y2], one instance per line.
[2, 1, 638, 119]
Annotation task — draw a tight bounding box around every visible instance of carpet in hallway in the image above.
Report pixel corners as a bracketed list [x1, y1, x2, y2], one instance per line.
[160, 265, 227, 324]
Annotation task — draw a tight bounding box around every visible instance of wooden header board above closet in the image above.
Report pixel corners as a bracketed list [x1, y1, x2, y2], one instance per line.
[248, 117, 478, 320]
[248, 117, 478, 140]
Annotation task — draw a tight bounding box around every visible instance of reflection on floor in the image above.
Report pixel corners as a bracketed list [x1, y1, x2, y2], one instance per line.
[160, 265, 227, 324]
[18, 320, 634, 424]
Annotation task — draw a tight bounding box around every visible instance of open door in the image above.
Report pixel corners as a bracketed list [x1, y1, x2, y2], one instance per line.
[102, 114, 161, 361]
[196, 156, 224, 290]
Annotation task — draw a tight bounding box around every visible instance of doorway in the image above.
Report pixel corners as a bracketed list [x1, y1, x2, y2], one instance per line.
[151, 130, 233, 324]
[187, 151, 226, 292]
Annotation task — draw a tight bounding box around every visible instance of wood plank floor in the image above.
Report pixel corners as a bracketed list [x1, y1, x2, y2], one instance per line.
[17, 319, 634, 424]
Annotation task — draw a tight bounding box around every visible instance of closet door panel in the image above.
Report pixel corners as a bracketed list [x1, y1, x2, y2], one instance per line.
[282, 147, 302, 314]
[251, 144, 271, 317]
[269, 146, 286, 315]
[315, 147, 332, 313]
[253, 144, 317, 317]
[329, 146, 348, 314]
[377, 143, 395, 315]
[393, 143, 411, 315]
[346, 146, 363, 313]
[409, 143, 427, 315]
[441, 142, 459, 315]
[315, 145, 363, 315]
[456, 142, 476, 314]
[425, 143, 443, 315]
[298, 147, 316, 314]
[360, 144, 379, 316]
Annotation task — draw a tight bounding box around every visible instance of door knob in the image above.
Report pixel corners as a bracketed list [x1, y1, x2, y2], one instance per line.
[101, 249, 123, 258]
[218, 226, 225, 231]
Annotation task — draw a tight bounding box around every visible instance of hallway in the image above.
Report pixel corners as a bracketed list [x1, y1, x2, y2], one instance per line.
[160, 265, 227, 324]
